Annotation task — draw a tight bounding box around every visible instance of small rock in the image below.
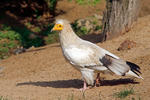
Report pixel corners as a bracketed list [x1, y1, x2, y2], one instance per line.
[0, 67, 4, 73]
[94, 14, 103, 20]
[13, 47, 26, 55]
[28, 46, 35, 50]
[117, 39, 136, 51]
[85, 20, 93, 30]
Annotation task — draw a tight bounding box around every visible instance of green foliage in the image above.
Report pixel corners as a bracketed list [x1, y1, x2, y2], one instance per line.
[68, 0, 72, 2]
[32, 27, 41, 33]
[93, 0, 101, 5]
[113, 88, 134, 99]
[42, 23, 60, 44]
[50, 0, 57, 10]
[45, 0, 57, 14]
[92, 20, 98, 25]
[41, 23, 55, 36]
[0, 22, 56, 59]
[71, 22, 89, 36]
[90, 15, 102, 31]
[44, 31, 59, 44]
[69, 0, 101, 5]
[95, 25, 102, 31]
[0, 25, 21, 59]
[0, 31, 21, 41]
[0, 96, 8, 100]
[0, 24, 46, 59]
[13, 27, 43, 48]
[76, 0, 85, 5]
[0, 48, 9, 59]
[25, 22, 32, 28]
[80, 27, 88, 34]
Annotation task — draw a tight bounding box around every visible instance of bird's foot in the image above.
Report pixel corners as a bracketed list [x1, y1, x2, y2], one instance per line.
[94, 73, 101, 87]
[79, 86, 90, 92]
[94, 78, 101, 87]
[79, 81, 90, 92]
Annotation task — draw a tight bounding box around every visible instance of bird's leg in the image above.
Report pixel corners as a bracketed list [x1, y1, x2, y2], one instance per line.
[95, 73, 101, 87]
[79, 80, 89, 91]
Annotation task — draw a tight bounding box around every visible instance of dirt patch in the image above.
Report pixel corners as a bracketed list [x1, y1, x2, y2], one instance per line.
[55, 0, 106, 22]
[139, 0, 150, 17]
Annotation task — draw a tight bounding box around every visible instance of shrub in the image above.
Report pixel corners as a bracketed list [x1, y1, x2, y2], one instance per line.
[71, 22, 89, 36]
[44, 31, 59, 44]
[12, 27, 43, 48]
[0, 25, 21, 59]
[113, 88, 134, 99]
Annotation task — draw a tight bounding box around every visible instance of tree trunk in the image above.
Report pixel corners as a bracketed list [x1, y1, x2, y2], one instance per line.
[102, 0, 140, 41]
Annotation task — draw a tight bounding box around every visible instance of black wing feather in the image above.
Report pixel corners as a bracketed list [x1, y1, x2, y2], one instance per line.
[126, 61, 142, 74]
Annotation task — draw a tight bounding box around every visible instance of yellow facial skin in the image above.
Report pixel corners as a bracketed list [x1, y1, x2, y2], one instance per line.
[52, 24, 63, 31]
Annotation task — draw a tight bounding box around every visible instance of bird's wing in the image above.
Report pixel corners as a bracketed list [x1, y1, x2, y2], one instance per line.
[87, 42, 142, 78]
[82, 40, 120, 59]
[64, 45, 102, 67]
[85, 42, 130, 75]
[100, 47, 120, 59]
[99, 54, 130, 76]
[79, 41, 131, 75]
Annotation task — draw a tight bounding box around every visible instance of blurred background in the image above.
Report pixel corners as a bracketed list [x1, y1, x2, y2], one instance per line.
[0, 0, 150, 59]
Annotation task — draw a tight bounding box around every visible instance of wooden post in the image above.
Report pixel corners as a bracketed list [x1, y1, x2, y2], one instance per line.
[102, 0, 140, 41]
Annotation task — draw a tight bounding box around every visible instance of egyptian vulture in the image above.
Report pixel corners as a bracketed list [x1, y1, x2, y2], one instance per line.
[51, 19, 142, 91]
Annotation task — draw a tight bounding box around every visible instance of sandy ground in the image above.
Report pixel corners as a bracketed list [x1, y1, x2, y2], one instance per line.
[0, 15, 150, 100]
[55, 0, 106, 22]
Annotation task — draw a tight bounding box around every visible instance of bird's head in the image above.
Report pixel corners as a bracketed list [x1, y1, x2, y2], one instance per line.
[51, 19, 68, 32]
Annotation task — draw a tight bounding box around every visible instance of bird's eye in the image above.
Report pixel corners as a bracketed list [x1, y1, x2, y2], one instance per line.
[59, 25, 61, 27]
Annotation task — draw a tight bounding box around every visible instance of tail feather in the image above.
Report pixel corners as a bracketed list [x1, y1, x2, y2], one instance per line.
[100, 54, 143, 79]
[126, 61, 141, 74]
[126, 61, 143, 79]
[126, 70, 143, 79]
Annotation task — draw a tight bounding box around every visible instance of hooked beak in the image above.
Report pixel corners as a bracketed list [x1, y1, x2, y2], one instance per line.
[51, 25, 57, 32]
[51, 24, 63, 32]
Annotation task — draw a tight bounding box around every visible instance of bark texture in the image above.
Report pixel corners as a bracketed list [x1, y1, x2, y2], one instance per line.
[102, 0, 140, 40]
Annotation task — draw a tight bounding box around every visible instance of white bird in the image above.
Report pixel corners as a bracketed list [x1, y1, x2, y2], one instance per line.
[51, 19, 143, 91]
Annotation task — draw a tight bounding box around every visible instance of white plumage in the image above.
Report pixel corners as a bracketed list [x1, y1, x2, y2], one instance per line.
[64, 46, 94, 65]
[52, 19, 143, 91]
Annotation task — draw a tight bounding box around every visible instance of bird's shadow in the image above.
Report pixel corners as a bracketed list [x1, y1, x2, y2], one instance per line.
[16, 78, 139, 88]
[100, 78, 139, 86]
[17, 79, 83, 88]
